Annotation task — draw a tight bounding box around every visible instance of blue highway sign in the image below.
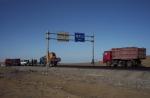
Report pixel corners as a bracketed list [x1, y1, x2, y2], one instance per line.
[75, 33, 85, 42]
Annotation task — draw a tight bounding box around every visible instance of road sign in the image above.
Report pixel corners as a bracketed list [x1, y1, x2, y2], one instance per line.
[57, 32, 69, 42]
[75, 33, 85, 42]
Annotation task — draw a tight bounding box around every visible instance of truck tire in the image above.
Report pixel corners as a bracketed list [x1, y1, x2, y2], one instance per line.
[106, 61, 111, 67]
[113, 63, 118, 67]
[127, 61, 133, 67]
[137, 59, 141, 67]
[112, 60, 118, 67]
[121, 61, 127, 68]
[133, 59, 141, 67]
[53, 62, 57, 67]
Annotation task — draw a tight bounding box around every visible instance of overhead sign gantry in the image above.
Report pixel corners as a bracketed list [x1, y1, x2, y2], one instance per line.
[46, 31, 95, 66]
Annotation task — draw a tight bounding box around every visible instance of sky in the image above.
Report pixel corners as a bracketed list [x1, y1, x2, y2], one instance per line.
[0, 0, 150, 63]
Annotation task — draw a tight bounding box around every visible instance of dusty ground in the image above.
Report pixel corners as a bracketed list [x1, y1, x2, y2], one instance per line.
[0, 66, 150, 98]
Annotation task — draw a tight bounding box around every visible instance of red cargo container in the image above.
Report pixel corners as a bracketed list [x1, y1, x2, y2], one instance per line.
[103, 47, 146, 67]
[112, 47, 146, 60]
[5, 59, 21, 66]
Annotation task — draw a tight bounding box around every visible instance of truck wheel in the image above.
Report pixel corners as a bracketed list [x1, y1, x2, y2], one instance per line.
[53, 62, 57, 67]
[133, 60, 141, 67]
[49, 61, 54, 67]
[113, 62, 118, 67]
[106, 61, 111, 67]
[137, 60, 141, 67]
[52, 62, 55, 67]
[112, 60, 118, 68]
[121, 61, 127, 68]
[113, 64, 118, 67]
[127, 61, 132, 68]
[118, 61, 123, 67]
[130, 60, 137, 68]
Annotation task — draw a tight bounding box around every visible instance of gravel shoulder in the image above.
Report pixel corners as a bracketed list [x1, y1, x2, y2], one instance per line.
[0, 66, 150, 98]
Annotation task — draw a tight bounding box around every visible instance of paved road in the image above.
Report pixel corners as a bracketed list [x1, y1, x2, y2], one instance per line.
[11, 63, 150, 72]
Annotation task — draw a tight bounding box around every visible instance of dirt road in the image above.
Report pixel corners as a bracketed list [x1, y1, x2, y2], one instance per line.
[0, 66, 150, 98]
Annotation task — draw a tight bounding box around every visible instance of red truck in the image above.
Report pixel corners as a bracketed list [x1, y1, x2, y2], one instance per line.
[5, 59, 21, 66]
[103, 47, 146, 67]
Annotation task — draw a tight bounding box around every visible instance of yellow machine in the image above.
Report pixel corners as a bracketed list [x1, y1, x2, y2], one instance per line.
[46, 52, 61, 66]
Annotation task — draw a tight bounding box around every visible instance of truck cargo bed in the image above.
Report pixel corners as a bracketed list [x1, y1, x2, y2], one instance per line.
[112, 47, 146, 60]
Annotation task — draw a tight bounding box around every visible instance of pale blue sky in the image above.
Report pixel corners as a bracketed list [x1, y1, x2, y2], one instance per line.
[0, 0, 150, 62]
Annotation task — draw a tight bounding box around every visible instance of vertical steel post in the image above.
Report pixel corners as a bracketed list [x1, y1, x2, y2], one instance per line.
[46, 31, 50, 69]
[91, 33, 95, 65]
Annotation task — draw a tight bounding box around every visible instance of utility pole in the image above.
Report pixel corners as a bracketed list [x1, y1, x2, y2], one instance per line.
[46, 31, 50, 70]
[91, 33, 95, 65]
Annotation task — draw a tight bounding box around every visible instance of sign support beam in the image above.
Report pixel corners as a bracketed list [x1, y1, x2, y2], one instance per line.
[46, 31, 51, 73]
[45, 31, 95, 66]
[91, 33, 95, 65]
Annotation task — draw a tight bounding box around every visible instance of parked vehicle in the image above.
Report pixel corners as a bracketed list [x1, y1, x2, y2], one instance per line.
[40, 56, 46, 65]
[5, 59, 21, 66]
[103, 47, 146, 67]
[20, 60, 29, 66]
[30, 59, 38, 66]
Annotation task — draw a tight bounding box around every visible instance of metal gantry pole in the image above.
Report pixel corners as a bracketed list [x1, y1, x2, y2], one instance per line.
[46, 31, 50, 73]
[45, 32, 95, 65]
[91, 33, 95, 65]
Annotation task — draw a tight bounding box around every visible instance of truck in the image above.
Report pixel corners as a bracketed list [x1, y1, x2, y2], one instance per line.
[103, 47, 146, 67]
[5, 59, 21, 66]
[40, 52, 61, 66]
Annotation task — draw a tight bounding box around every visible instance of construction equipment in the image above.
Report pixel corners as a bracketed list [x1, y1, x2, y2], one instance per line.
[40, 52, 61, 66]
[103, 47, 146, 67]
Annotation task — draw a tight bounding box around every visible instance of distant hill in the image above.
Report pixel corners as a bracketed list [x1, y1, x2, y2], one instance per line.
[142, 56, 150, 67]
